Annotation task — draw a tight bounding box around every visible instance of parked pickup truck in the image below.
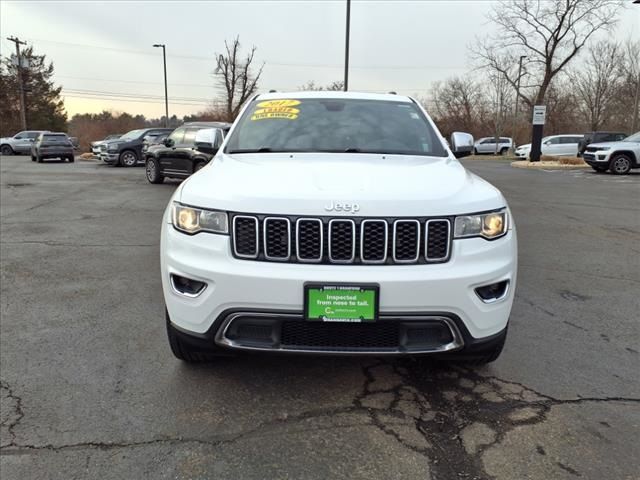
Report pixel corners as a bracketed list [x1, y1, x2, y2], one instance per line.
[91, 134, 122, 155]
[99, 128, 173, 167]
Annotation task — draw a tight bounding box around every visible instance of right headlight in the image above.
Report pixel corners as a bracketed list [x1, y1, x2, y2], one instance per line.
[454, 209, 508, 240]
[171, 202, 228, 235]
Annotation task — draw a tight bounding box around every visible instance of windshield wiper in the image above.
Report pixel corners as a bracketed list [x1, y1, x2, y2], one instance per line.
[344, 147, 361, 153]
[227, 147, 273, 154]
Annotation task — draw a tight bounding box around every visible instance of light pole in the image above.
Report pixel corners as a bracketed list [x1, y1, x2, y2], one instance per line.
[153, 44, 169, 127]
[512, 55, 526, 150]
[343, 0, 351, 91]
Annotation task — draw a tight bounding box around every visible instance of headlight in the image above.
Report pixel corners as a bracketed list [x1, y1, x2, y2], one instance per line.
[107, 143, 121, 151]
[172, 202, 228, 235]
[596, 146, 611, 151]
[454, 209, 508, 240]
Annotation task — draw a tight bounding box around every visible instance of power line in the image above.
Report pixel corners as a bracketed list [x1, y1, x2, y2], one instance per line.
[20, 36, 468, 70]
[56, 74, 215, 88]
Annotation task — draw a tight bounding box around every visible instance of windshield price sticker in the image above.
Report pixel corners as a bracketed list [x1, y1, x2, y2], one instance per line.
[251, 99, 301, 121]
[305, 285, 378, 322]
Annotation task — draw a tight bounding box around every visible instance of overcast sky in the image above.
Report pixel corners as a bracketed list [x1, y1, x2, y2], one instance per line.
[1, 0, 638, 119]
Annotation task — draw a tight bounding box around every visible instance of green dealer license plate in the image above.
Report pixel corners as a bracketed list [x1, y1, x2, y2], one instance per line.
[304, 284, 379, 322]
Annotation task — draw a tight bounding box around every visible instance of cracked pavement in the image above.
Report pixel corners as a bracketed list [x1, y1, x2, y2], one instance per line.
[1, 157, 639, 479]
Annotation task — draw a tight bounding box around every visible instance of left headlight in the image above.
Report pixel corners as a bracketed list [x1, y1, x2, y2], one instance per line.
[172, 202, 228, 235]
[595, 146, 611, 151]
[454, 209, 508, 240]
[107, 143, 121, 151]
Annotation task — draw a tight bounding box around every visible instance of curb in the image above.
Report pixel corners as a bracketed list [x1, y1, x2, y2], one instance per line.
[511, 161, 590, 170]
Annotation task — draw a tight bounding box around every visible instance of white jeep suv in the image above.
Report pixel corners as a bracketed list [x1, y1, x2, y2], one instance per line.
[161, 92, 517, 364]
[582, 131, 640, 174]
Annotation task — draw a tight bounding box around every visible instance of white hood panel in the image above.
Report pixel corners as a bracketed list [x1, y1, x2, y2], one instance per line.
[179, 153, 506, 217]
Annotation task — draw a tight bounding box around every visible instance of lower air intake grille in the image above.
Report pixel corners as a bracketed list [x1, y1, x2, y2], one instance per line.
[280, 321, 400, 350]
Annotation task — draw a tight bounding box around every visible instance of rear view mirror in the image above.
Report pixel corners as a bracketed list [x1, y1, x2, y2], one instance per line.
[450, 132, 474, 158]
[194, 128, 221, 154]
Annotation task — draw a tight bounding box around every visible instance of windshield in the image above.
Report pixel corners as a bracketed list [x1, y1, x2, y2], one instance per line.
[624, 132, 640, 142]
[225, 98, 447, 157]
[119, 129, 145, 141]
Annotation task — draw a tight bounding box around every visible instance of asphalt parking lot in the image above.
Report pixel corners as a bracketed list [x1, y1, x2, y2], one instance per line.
[1, 155, 638, 480]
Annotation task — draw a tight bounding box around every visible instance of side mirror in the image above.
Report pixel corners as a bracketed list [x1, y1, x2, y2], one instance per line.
[450, 132, 474, 158]
[194, 128, 220, 154]
[163, 138, 174, 148]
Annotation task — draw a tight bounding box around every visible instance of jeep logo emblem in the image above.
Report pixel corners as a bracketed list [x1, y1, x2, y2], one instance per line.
[324, 201, 360, 214]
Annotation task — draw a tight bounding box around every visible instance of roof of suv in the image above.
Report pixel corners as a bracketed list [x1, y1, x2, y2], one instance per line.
[183, 121, 232, 128]
[254, 91, 414, 103]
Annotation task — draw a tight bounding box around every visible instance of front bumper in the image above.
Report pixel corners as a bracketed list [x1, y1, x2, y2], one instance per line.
[161, 217, 517, 352]
[100, 152, 119, 164]
[582, 152, 611, 165]
[38, 148, 74, 158]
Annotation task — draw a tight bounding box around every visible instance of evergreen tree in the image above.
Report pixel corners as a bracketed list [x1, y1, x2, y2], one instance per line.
[0, 46, 67, 136]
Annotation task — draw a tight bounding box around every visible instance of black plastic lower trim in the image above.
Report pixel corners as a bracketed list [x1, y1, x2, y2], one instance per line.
[168, 307, 508, 356]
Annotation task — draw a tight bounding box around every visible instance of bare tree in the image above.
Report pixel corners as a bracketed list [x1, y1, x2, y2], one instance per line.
[621, 39, 640, 131]
[486, 73, 514, 153]
[299, 80, 345, 91]
[569, 40, 623, 130]
[472, 0, 623, 109]
[215, 37, 264, 121]
[430, 76, 486, 136]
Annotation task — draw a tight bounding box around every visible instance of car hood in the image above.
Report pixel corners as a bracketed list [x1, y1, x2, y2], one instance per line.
[0, 137, 13, 143]
[588, 140, 637, 149]
[178, 153, 507, 217]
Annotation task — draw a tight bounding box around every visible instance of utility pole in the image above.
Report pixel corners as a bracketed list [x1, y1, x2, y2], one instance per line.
[7, 36, 27, 130]
[632, 72, 640, 132]
[153, 44, 169, 127]
[343, 0, 351, 92]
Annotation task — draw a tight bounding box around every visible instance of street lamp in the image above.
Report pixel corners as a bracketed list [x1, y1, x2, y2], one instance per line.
[514, 55, 527, 117]
[511, 55, 527, 152]
[344, 0, 351, 91]
[153, 44, 169, 127]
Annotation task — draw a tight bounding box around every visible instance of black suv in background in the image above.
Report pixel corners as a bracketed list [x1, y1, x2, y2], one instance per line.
[99, 128, 173, 167]
[577, 131, 627, 157]
[145, 122, 231, 183]
[141, 132, 170, 159]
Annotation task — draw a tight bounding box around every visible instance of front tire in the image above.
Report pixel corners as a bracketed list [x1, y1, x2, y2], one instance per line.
[36, 155, 43, 163]
[31, 155, 36, 162]
[67, 156, 75, 162]
[145, 158, 164, 184]
[119, 150, 138, 167]
[473, 148, 479, 156]
[500, 147, 508, 156]
[609, 154, 632, 175]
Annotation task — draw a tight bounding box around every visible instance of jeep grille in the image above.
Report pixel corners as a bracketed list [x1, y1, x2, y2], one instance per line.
[231, 214, 451, 265]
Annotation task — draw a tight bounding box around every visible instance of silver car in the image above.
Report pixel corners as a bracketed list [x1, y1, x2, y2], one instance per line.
[473, 137, 514, 155]
[0, 130, 50, 155]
